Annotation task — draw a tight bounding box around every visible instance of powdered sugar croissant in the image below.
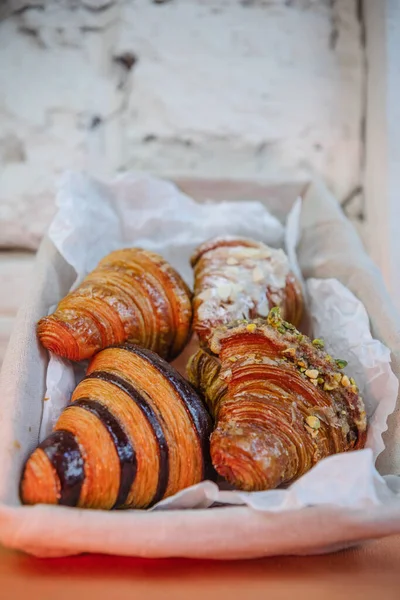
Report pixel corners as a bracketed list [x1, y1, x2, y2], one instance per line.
[37, 248, 192, 362]
[191, 236, 303, 348]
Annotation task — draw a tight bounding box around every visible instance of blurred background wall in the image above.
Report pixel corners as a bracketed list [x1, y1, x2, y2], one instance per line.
[0, 0, 365, 246]
[0, 0, 366, 362]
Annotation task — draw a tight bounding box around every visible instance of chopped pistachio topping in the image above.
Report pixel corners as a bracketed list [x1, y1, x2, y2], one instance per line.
[305, 369, 319, 379]
[263, 307, 360, 400]
[306, 415, 321, 430]
[267, 306, 298, 334]
[267, 306, 281, 326]
[312, 338, 325, 349]
[341, 375, 351, 387]
[282, 347, 296, 357]
[305, 425, 319, 438]
[324, 381, 338, 391]
[335, 359, 348, 369]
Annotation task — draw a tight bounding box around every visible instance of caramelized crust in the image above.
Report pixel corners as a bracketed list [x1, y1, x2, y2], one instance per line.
[191, 236, 303, 347]
[37, 248, 192, 362]
[187, 309, 367, 491]
[20, 345, 212, 510]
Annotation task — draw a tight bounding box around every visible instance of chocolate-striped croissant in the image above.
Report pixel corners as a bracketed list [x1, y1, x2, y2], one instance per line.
[20, 344, 212, 509]
[191, 237, 303, 348]
[37, 248, 192, 362]
[187, 309, 367, 491]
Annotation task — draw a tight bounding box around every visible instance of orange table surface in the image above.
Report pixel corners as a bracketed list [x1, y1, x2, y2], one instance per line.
[1, 535, 400, 600]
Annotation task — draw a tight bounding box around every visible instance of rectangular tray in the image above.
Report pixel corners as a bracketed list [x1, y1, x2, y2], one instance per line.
[0, 178, 399, 558]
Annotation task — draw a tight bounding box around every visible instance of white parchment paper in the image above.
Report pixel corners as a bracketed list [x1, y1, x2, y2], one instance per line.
[41, 171, 400, 513]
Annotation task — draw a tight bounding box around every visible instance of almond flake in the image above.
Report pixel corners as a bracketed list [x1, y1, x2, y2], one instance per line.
[198, 288, 213, 301]
[252, 266, 264, 283]
[257, 298, 269, 317]
[216, 284, 232, 301]
[236, 248, 261, 258]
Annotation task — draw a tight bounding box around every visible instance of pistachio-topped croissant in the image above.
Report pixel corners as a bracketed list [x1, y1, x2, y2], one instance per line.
[191, 236, 303, 348]
[37, 248, 192, 362]
[187, 308, 367, 491]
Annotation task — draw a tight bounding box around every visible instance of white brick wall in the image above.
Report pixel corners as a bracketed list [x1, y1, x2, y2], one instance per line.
[0, 0, 367, 363]
[0, 0, 364, 248]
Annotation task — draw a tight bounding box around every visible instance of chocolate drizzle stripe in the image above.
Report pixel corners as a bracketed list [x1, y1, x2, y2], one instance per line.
[39, 430, 84, 507]
[86, 370, 169, 505]
[70, 398, 137, 509]
[116, 344, 212, 478]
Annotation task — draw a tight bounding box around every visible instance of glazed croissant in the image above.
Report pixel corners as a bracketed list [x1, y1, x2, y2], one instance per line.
[20, 344, 211, 509]
[191, 237, 303, 347]
[187, 309, 367, 491]
[37, 248, 192, 362]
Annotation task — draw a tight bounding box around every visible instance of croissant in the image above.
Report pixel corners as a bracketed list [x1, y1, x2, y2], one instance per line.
[37, 248, 192, 362]
[191, 236, 303, 347]
[187, 308, 367, 491]
[20, 344, 212, 509]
